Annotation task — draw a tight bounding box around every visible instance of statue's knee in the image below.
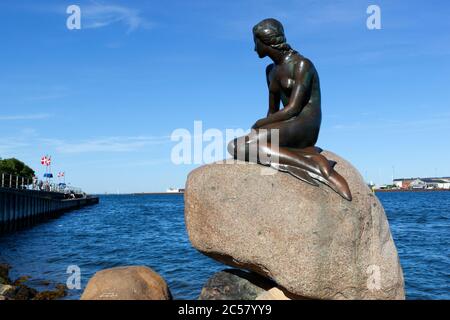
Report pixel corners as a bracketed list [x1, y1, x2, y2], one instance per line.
[317, 157, 332, 177]
[227, 139, 238, 157]
[229, 138, 251, 160]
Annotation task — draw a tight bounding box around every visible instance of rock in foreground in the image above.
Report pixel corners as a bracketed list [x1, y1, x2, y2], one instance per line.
[81, 266, 171, 300]
[199, 269, 275, 300]
[256, 287, 291, 300]
[185, 151, 405, 300]
[0, 263, 66, 300]
[0, 263, 11, 285]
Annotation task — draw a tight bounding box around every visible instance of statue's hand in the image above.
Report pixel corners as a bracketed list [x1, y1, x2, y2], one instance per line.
[252, 118, 266, 129]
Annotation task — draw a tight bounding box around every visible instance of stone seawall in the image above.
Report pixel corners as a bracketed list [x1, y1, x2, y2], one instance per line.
[0, 187, 99, 233]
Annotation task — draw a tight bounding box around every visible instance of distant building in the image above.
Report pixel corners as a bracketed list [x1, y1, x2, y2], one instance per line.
[393, 178, 414, 189]
[423, 178, 450, 189]
[393, 177, 450, 190]
[439, 181, 450, 189]
[166, 188, 185, 193]
[410, 179, 427, 189]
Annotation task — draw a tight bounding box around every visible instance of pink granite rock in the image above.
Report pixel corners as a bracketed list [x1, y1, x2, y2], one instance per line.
[184, 151, 405, 300]
[81, 266, 171, 300]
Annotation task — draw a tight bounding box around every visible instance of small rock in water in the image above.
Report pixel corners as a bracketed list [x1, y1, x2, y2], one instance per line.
[0, 284, 14, 296]
[0, 264, 67, 300]
[13, 275, 31, 286]
[0, 263, 12, 285]
[39, 280, 51, 286]
[34, 284, 67, 300]
[198, 269, 275, 300]
[81, 266, 172, 300]
[6, 284, 38, 300]
[256, 287, 291, 300]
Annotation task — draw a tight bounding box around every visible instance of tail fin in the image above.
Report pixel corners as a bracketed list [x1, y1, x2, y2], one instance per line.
[272, 164, 319, 186]
[328, 160, 337, 169]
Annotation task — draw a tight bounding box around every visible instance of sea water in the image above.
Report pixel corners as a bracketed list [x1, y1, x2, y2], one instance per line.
[0, 192, 448, 299]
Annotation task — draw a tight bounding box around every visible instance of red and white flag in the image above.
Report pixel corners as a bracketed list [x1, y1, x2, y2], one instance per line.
[40, 155, 51, 166]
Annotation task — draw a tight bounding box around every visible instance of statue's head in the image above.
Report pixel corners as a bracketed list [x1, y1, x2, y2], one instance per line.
[253, 18, 292, 58]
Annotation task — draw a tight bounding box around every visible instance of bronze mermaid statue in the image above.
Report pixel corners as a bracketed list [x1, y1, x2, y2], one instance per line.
[227, 18, 352, 201]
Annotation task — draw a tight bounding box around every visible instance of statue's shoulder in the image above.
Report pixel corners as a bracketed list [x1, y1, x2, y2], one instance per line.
[266, 63, 275, 74]
[295, 56, 317, 77]
[296, 55, 314, 69]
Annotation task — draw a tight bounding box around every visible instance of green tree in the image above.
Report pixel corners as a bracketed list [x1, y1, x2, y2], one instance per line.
[0, 158, 35, 179]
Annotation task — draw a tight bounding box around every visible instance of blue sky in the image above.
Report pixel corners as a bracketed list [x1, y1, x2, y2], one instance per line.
[0, 0, 449, 193]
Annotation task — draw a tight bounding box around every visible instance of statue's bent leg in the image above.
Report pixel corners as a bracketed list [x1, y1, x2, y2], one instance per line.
[227, 130, 352, 201]
[228, 130, 322, 176]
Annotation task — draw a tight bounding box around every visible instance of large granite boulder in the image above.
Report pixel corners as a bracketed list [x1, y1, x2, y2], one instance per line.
[185, 151, 405, 300]
[81, 266, 171, 300]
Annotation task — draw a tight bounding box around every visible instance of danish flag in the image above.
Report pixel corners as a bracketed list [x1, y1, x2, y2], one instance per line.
[40, 155, 51, 166]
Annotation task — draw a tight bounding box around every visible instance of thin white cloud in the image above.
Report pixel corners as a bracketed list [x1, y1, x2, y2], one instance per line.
[42, 136, 170, 154]
[82, 3, 152, 32]
[206, 0, 363, 41]
[0, 114, 52, 121]
[100, 159, 170, 168]
[0, 128, 38, 154]
[330, 114, 450, 131]
[0, 138, 30, 154]
[0, 133, 170, 156]
[19, 1, 151, 32]
[58, 158, 169, 167]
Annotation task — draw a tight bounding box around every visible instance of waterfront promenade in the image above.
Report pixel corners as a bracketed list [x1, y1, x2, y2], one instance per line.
[0, 173, 99, 233]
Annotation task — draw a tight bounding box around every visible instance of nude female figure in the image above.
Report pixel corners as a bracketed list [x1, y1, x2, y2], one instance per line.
[227, 18, 352, 201]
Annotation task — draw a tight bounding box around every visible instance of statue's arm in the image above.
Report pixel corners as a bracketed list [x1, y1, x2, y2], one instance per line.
[266, 64, 280, 116]
[267, 91, 280, 117]
[254, 60, 312, 128]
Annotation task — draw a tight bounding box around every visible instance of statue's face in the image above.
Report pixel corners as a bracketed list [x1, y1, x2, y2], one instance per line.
[253, 36, 266, 58]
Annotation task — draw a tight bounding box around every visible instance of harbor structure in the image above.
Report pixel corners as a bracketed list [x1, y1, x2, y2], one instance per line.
[166, 188, 185, 193]
[393, 177, 450, 190]
[0, 172, 99, 233]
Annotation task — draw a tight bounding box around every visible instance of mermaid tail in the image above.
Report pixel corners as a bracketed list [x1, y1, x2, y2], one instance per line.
[271, 147, 352, 201]
[271, 163, 319, 186]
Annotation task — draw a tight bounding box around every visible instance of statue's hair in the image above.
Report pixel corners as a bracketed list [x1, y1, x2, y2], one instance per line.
[253, 18, 294, 53]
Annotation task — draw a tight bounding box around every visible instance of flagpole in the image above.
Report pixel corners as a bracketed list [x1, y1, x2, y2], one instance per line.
[45, 155, 48, 183]
[47, 155, 49, 184]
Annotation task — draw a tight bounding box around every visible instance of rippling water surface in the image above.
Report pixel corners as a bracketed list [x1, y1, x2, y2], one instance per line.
[0, 192, 449, 299]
